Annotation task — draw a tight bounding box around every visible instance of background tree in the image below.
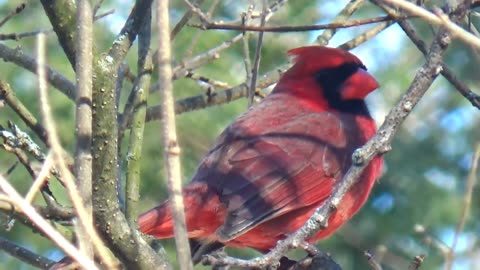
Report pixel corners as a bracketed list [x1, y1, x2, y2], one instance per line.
[0, 0, 479, 269]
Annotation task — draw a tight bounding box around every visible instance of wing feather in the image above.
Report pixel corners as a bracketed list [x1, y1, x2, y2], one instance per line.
[191, 107, 359, 241]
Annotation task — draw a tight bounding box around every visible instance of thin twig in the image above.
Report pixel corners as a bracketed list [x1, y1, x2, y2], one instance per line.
[242, 5, 253, 106]
[0, 3, 26, 28]
[379, 0, 480, 49]
[93, 0, 105, 16]
[171, 34, 243, 80]
[316, 0, 366, 45]
[182, 0, 221, 59]
[156, 0, 193, 269]
[146, 68, 281, 122]
[171, 0, 206, 39]
[185, 71, 230, 89]
[413, 224, 451, 258]
[217, 0, 290, 27]
[0, 122, 66, 184]
[151, 33, 242, 91]
[364, 250, 383, 270]
[408, 254, 426, 270]
[248, 1, 267, 106]
[24, 153, 54, 203]
[184, 0, 211, 25]
[0, 80, 47, 144]
[0, 175, 98, 270]
[339, 20, 395, 50]
[445, 144, 480, 270]
[0, 29, 53, 41]
[192, 15, 409, 32]
[93, 9, 115, 21]
[373, 1, 480, 110]
[0, 143, 70, 217]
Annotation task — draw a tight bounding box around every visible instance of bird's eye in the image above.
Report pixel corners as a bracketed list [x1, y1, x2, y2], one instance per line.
[314, 62, 361, 91]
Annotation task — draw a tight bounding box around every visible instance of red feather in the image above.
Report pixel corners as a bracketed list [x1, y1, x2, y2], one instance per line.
[139, 46, 383, 252]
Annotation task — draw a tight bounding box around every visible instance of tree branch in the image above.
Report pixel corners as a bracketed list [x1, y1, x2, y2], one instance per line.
[0, 3, 26, 28]
[446, 144, 480, 269]
[0, 174, 97, 270]
[372, 1, 480, 110]
[0, 44, 76, 100]
[192, 15, 409, 32]
[379, 0, 480, 49]
[108, 0, 153, 63]
[0, 237, 55, 270]
[40, 0, 78, 67]
[316, 0, 366, 45]
[36, 33, 117, 269]
[74, 0, 94, 260]
[156, 0, 193, 269]
[125, 3, 153, 226]
[90, 0, 171, 267]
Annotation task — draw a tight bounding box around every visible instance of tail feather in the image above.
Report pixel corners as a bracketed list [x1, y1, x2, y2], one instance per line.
[138, 182, 226, 239]
[138, 201, 174, 238]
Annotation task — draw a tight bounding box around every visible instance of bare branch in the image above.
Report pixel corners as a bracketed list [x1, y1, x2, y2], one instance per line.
[191, 15, 410, 32]
[125, 4, 153, 226]
[408, 254, 426, 270]
[40, 0, 78, 67]
[0, 237, 55, 269]
[24, 153, 53, 203]
[338, 20, 395, 50]
[248, 1, 267, 106]
[90, 1, 171, 268]
[93, 8, 115, 21]
[36, 33, 117, 269]
[75, 0, 94, 261]
[0, 45, 76, 100]
[413, 224, 450, 258]
[364, 250, 383, 270]
[379, 0, 480, 49]
[108, 0, 153, 64]
[181, 0, 221, 59]
[171, 0, 206, 39]
[170, 34, 243, 81]
[316, 0, 366, 45]
[156, 0, 193, 269]
[0, 29, 53, 41]
[0, 174, 97, 270]
[92, 0, 105, 16]
[242, 5, 252, 106]
[146, 68, 281, 122]
[184, 0, 211, 25]
[0, 3, 26, 28]
[373, 1, 480, 110]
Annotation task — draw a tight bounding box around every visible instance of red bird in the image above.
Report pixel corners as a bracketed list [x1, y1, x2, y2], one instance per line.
[139, 46, 383, 255]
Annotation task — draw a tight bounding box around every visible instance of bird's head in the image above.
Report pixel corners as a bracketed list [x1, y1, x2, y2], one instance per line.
[273, 46, 379, 113]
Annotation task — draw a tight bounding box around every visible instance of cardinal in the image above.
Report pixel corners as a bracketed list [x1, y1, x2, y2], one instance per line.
[139, 46, 383, 259]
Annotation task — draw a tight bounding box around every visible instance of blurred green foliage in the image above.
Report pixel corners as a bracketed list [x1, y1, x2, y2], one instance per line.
[0, 0, 479, 269]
